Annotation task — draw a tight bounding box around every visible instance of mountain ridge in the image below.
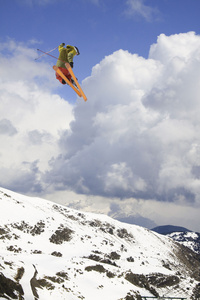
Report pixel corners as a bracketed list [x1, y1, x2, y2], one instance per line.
[151, 225, 192, 235]
[151, 225, 200, 255]
[0, 187, 200, 299]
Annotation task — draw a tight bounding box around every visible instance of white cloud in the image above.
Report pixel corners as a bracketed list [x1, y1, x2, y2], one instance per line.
[45, 189, 200, 232]
[104, 162, 146, 194]
[0, 40, 74, 192]
[125, 0, 159, 21]
[45, 32, 200, 211]
[0, 119, 18, 136]
[149, 32, 200, 64]
[2, 33, 200, 232]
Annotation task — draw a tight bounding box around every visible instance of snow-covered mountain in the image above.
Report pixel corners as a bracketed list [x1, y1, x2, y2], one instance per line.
[0, 188, 200, 300]
[152, 225, 191, 235]
[152, 225, 200, 255]
[167, 231, 200, 255]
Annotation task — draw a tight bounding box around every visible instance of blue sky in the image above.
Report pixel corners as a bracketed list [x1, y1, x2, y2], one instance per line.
[1, 0, 200, 231]
[1, 0, 200, 80]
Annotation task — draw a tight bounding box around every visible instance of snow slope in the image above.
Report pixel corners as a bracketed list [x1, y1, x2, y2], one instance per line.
[0, 187, 200, 299]
[168, 231, 200, 255]
[152, 225, 200, 255]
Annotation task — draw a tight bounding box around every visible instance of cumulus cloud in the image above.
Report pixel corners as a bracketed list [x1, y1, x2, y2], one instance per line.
[2, 33, 200, 231]
[45, 189, 200, 232]
[45, 32, 200, 210]
[0, 119, 18, 136]
[0, 39, 74, 192]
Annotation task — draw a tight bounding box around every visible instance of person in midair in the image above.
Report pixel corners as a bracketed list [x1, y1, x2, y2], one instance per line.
[55, 43, 80, 85]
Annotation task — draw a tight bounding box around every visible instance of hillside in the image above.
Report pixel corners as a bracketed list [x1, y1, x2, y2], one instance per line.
[0, 188, 200, 299]
[167, 231, 200, 255]
[152, 225, 200, 255]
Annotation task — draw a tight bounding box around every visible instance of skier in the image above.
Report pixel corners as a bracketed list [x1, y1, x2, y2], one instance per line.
[55, 43, 80, 85]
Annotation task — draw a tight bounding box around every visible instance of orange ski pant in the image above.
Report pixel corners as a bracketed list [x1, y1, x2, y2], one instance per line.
[55, 67, 72, 84]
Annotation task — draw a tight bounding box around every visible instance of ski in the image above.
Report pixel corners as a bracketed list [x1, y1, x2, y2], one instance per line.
[38, 48, 87, 101]
[53, 66, 82, 97]
[65, 63, 87, 102]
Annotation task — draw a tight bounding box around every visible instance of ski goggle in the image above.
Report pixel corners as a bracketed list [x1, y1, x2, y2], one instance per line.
[74, 46, 80, 56]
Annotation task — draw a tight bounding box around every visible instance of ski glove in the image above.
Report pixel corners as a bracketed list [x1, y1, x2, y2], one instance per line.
[70, 62, 74, 68]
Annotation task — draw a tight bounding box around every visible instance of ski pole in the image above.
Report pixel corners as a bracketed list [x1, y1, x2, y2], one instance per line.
[35, 46, 59, 60]
[36, 48, 67, 64]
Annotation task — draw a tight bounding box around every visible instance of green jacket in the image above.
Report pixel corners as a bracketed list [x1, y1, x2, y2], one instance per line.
[56, 44, 77, 68]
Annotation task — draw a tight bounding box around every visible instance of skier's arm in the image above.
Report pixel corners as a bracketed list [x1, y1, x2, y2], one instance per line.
[66, 45, 77, 65]
[58, 43, 65, 53]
